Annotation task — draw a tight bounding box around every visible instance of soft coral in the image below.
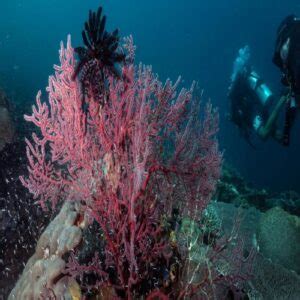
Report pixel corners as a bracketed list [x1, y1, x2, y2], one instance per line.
[20, 35, 222, 298]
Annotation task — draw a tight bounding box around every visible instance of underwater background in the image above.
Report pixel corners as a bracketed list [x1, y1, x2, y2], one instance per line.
[1, 0, 300, 299]
[1, 0, 300, 191]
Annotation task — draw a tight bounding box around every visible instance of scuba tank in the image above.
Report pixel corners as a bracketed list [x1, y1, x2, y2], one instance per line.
[246, 70, 274, 107]
[245, 70, 274, 139]
[228, 67, 274, 147]
[228, 46, 274, 146]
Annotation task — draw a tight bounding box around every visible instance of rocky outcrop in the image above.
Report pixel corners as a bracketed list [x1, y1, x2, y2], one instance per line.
[212, 202, 300, 299]
[216, 164, 300, 216]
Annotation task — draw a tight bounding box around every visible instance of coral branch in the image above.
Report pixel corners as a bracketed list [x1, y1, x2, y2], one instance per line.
[20, 34, 222, 298]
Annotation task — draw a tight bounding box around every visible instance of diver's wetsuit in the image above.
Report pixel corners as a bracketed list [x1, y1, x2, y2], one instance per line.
[273, 15, 300, 145]
[273, 15, 300, 97]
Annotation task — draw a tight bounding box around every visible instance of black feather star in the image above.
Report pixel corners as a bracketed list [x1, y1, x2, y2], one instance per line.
[73, 6, 125, 104]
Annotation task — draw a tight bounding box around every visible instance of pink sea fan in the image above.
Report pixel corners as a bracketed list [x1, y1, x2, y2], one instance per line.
[20, 35, 222, 298]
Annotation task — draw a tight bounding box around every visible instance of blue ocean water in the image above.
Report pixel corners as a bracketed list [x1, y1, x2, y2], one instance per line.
[0, 0, 299, 192]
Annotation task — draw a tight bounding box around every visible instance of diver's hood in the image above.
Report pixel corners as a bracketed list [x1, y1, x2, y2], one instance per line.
[273, 15, 300, 69]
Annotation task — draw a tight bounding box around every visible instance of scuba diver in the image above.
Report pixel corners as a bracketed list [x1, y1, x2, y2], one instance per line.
[228, 15, 300, 146]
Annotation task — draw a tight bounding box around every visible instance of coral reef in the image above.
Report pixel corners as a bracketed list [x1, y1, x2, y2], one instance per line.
[17, 33, 244, 299]
[257, 206, 300, 274]
[250, 253, 300, 299]
[211, 202, 300, 299]
[1, 4, 299, 299]
[217, 164, 300, 216]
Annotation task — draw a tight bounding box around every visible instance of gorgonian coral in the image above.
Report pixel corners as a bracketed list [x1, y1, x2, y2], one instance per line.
[20, 35, 224, 298]
[18, 32, 257, 300]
